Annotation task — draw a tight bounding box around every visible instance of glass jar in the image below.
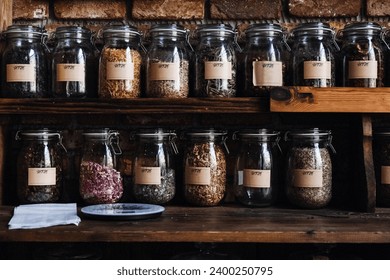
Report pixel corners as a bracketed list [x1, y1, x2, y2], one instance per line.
[99, 25, 143, 99]
[241, 23, 289, 97]
[373, 131, 390, 207]
[79, 129, 123, 204]
[183, 130, 228, 206]
[233, 129, 280, 207]
[132, 129, 178, 204]
[16, 129, 66, 203]
[285, 129, 334, 209]
[290, 22, 338, 87]
[338, 22, 387, 87]
[52, 26, 98, 98]
[1, 25, 49, 98]
[145, 24, 191, 98]
[194, 24, 238, 97]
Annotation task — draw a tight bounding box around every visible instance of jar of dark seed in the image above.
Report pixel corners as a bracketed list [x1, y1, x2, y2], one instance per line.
[233, 129, 281, 207]
[290, 22, 338, 87]
[285, 129, 334, 209]
[373, 131, 390, 207]
[338, 22, 387, 87]
[52, 26, 98, 98]
[194, 24, 238, 97]
[1, 25, 49, 98]
[79, 129, 123, 204]
[132, 129, 178, 204]
[241, 23, 290, 97]
[16, 129, 66, 203]
[145, 24, 191, 98]
[183, 130, 228, 206]
[99, 25, 143, 99]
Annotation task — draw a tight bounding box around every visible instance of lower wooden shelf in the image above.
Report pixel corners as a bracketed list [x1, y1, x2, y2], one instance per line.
[1, 205, 390, 244]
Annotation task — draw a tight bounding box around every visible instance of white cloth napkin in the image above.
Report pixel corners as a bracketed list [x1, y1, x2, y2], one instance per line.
[8, 203, 81, 230]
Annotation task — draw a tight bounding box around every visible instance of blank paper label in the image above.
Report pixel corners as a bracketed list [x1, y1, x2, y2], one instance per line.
[135, 167, 161, 185]
[6, 64, 35, 82]
[204, 61, 232, 79]
[381, 166, 390, 184]
[185, 166, 211, 185]
[253, 61, 283, 86]
[28, 168, 56, 186]
[107, 62, 134, 80]
[57, 64, 85, 82]
[149, 62, 179, 81]
[348, 61, 377, 79]
[293, 169, 323, 188]
[243, 169, 271, 188]
[304, 61, 331, 79]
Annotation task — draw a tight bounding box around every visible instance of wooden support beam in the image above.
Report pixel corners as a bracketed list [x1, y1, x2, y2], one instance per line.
[0, 0, 12, 31]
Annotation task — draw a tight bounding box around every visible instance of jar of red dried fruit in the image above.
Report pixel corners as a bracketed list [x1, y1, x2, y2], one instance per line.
[79, 129, 123, 204]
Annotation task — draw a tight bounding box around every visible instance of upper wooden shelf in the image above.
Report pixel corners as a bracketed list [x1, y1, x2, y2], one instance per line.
[270, 87, 390, 113]
[1, 205, 390, 243]
[0, 97, 266, 115]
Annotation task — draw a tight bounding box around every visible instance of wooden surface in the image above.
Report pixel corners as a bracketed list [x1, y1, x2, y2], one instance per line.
[1, 205, 390, 243]
[0, 0, 12, 32]
[270, 87, 390, 113]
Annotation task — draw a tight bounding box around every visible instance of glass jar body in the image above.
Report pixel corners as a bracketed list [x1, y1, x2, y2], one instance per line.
[285, 131, 333, 209]
[145, 25, 190, 98]
[373, 132, 390, 207]
[16, 131, 64, 203]
[79, 130, 123, 204]
[1, 26, 48, 98]
[183, 131, 227, 206]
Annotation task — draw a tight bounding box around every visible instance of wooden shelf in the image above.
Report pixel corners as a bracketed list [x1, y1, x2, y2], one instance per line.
[1, 205, 390, 243]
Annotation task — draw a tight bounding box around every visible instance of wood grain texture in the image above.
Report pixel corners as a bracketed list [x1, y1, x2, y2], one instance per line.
[0, 0, 12, 31]
[1, 206, 390, 243]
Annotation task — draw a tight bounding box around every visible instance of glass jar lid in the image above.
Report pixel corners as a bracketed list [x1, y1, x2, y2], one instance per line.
[236, 129, 280, 141]
[135, 128, 177, 139]
[82, 128, 119, 140]
[341, 21, 382, 36]
[55, 26, 92, 39]
[4, 25, 45, 39]
[102, 24, 141, 40]
[291, 22, 333, 37]
[195, 24, 235, 38]
[148, 24, 187, 38]
[285, 128, 332, 142]
[245, 23, 283, 38]
[16, 129, 62, 141]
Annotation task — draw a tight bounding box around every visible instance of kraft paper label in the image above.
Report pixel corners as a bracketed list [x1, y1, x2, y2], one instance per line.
[149, 62, 180, 81]
[252, 61, 283, 86]
[204, 61, 232, 79]
[304, 61, 331, 79]
[243, 169, 271, 188]
[185, 166, 211, 185]
[381, 166, 390, 184]
[57, 63, 85, 82]
[135, 166, 161, 185]
[28, 168, 56, 186]
[6, 64, 35, 82]
[348, 60, 378, 79]
[107, 62, 134, 80]
[293, 169, 323, 188]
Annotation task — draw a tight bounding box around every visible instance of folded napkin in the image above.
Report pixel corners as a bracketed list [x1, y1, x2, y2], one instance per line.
[8, 203, 81, 230]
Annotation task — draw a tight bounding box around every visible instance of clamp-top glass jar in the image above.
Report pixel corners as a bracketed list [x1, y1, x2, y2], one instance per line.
[241, 23, 289, 97]
[233, 129, 281, 207]
[99, 25, 143, 99]
[79, 129, 123, 204]
[1, 25, 49, 98]
[52, 26, 98, 98]
[145, 24, 191, 98]
[183, 130, 228, 206]
[16, 129, 66, 203]
[338, 22, 387, 87]
[132, 129, 178, 204]
[195, 24, 238, 97]
[290, 22, 338, 87]
[285, 129, 334, 209]
[373, 130, 390, 207]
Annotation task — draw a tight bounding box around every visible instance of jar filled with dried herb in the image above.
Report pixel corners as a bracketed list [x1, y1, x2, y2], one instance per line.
[79, 129, 123, 204]
[373, 130, 390, 207]
[194, 24, 238, 97]
[183, 130, 228, 206]
[338, 22, 387, 87]
[233, 129, 281, 207]
[132, 129, 178, 204]
[145, 24, 191, 98]
[290, 22, 338, 87]
[285, 129, 334, 209]
[16, 129, 66, 203]
[1, 25, 49, 98]
[52, 26, 99, 98]
[99, 25, 143, 99]
[240, 23, 290, 97]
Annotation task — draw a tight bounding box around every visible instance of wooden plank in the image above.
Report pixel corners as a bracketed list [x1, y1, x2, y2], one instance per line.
[0, 0, 12, 32]
[270, 87, 390, 113]
[0, 126, 4, 205]
[1, 206, 390, 243]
